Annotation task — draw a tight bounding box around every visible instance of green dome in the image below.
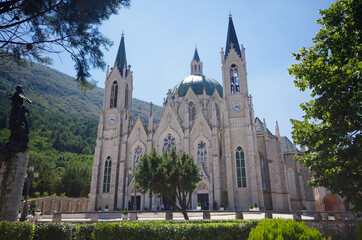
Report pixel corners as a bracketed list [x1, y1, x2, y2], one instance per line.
[172, 74, 223, 97]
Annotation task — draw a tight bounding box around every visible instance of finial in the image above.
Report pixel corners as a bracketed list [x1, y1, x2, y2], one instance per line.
[137, 105, 141, 116]
[228, 11, 232, 19]
[149, 102, 153, 116]
[121, 31, 124, 38]
[195, 43, 197, 50]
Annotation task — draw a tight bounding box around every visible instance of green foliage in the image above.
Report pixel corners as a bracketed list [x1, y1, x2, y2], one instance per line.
[253, 202, 258, 208]
[136, 148, 201, 219]
[0, 0, 131, 90]
[33, 223, 77, 240]
[92, 221, 258, 240]
[29, 200, 36, 215]
[0, 221, 34, 240]
[288, 0, 362, 211]
[0, 220, 258, 240]
[248, 219, 327, 240]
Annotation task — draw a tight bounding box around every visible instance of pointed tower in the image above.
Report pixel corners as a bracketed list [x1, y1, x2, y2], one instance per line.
[220, 14, 263, 210]
[89, 33, 133, 211]
[190, 47, 203, 75]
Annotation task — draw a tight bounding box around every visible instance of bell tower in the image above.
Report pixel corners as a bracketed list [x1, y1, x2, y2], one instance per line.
[89, 33, 133, 211]
[220, 14, 264, 210]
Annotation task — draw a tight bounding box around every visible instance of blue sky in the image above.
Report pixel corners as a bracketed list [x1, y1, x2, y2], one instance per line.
[52, 0, 334, 142]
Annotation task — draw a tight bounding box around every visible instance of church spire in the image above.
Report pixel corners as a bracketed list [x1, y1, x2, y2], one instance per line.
[192, 47, 200, 62]
[225, 13, 241, 59]
[115, 33, 127, 76]
[190, 47, 203, 75]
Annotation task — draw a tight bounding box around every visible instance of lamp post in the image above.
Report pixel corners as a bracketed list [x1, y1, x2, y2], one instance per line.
[20, 166, 39, 222]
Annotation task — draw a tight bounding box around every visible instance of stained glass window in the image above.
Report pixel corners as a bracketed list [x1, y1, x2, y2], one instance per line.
[133, 146, 143, 171]
[197, 141, 208, 173]
[260, 155, 266, 189]
[163, 134, 176, 152]
[103, 155, 112, 193]
[188, 101, 196, 122]
[236, 146, 246, 188]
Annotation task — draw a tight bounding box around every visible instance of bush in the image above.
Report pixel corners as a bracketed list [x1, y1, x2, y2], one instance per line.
[78, 224, 95, 240]
[93, 221, 258, 240]
[29, 200, 36, 215]
[0, 222, 34, 240]
[248, 219, 328, 240]
[33, 222, 77, 240]
[253, 202, 258, 208]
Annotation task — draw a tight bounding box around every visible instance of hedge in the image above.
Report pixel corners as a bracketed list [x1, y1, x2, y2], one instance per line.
[0, 220, 258, 240]
[248, 219, 328, 240]
[1, 219, 328, 240]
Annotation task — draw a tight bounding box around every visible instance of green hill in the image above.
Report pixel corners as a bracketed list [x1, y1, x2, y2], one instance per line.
[0, 62, 163, 198]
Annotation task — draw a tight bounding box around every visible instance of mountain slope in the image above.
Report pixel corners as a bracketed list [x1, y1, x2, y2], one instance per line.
[0, 62, 163, 121]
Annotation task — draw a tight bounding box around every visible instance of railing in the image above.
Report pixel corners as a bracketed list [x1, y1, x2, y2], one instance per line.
[50, 210, 359, 222]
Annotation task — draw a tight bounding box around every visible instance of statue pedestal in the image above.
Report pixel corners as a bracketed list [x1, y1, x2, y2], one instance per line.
[0, 152, 29, 221]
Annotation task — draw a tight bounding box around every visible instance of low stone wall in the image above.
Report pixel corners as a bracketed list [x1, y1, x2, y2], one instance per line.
[305, 220, 360, 240]
[21, 197, 88, 215]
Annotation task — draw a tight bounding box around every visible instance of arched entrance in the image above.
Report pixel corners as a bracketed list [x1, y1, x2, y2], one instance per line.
[322, 194, 342, 211]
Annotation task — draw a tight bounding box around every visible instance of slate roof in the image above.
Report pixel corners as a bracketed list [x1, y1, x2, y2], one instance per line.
[254, 117, 273, 135]
[115, 34, 127, 75]
[172, 74, 223, 97]
[225, 15, 241, 59]
[280, 136, 295, 153]
[192, 48, 200, 62]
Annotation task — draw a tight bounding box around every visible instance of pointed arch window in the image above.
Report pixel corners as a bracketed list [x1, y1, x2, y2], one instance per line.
[133, 145, 143, 171]
[110, 81, 118, 108]
[260, 154, 266, 189]
[197, 141, 208, 173]
[163, 134, 176, 152]
[103, 155, 112, 193]
[236, 146, 246, 188]
[125, 85, 129, 108]
[230, 64, 240, 94]
[188, 101, 196, 122]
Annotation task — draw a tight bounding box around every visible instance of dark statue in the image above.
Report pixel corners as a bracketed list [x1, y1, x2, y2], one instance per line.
[6, 85, 32, 152]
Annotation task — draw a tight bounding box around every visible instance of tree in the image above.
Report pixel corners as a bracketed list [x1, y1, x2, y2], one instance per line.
[288, 0, 361, 211]
[135, 148, 201, 220]
[0, 0, 130, 90]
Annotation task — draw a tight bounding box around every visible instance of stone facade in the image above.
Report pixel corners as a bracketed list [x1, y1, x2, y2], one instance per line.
[0, 152, 28, 221]
[89, 16, 319, 212]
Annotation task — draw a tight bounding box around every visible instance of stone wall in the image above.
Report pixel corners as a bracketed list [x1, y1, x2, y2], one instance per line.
[305, 220, 360, 240]
[20, 197, 89, 215]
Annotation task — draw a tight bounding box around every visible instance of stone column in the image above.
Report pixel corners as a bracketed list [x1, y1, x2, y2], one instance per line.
[0, 152, 29, 221]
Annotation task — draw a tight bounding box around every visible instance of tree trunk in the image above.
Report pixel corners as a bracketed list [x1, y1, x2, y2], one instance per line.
[149, 191, 152, 210]
[182, 210, 189, 220]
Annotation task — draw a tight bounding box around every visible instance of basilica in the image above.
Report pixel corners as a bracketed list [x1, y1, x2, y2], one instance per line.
[89, 16, 341, 212]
